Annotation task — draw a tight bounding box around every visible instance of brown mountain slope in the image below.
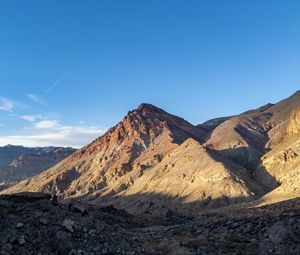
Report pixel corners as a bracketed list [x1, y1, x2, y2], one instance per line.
[103, 138, 264, 215]
[197, 103, 274, 133]
[201, 91, 300, 172]
[252, 104, 300, 205]
[248, 142, 300, 209]
[2, 104, 206, 201]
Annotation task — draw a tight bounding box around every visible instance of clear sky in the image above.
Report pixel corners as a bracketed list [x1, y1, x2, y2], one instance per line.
[0, 0, 300, 147]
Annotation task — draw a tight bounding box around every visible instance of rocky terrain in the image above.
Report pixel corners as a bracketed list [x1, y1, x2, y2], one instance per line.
[0, 146, 75, 191]
[2, 91, 300, 254]
[1, 192, 300, 255]
[108, 138, 264, 216]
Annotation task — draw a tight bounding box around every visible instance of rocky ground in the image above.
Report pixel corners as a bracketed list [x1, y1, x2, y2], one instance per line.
[0, 193, 300, 255]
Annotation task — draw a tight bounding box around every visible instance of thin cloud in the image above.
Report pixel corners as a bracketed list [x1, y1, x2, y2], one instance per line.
[20, 115, 42, 122]
[0, 124, 105, 148]
[9, 113, 44, 123]
[0, 97, 18, 112]
[34, 119, 59, 129]
[45, 68, 72, 94]
[0, 117, 105, 148]
[27, 94, 47, 105]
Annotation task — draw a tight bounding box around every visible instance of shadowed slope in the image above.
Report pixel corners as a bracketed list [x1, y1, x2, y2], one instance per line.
[99, 138, 264, 215]
[253, 104, 300, 205]
[201, 91, 300, 173]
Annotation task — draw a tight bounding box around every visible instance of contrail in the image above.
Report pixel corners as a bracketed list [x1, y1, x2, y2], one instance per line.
[45, 68, 72, 94]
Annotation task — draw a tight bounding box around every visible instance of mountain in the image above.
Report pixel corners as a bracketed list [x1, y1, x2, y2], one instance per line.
[0, 145, 58, 165]
[199, 91, 300, 172]
[197, 91, 300, 206]
[2, 104, 206, 200]
[3, 91, 300, 216]
[0, 146, 75, 190]
[2, 104, 263, 213]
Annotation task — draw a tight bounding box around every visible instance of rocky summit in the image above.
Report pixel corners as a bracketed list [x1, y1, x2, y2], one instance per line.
[2, 92, 300, 254]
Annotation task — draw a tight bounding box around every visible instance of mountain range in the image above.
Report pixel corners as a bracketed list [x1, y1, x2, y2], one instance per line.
[0, 146, 75, 191]
[3, 91, 300, 216]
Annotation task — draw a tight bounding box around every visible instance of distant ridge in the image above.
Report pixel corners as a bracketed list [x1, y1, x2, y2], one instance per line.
[0, 146, 75, 191]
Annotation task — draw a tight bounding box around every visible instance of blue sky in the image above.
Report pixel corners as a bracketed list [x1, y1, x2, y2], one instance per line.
[0, 0, 300, 147]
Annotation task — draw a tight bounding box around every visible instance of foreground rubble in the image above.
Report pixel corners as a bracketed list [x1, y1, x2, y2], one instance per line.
[0, 193, 300, 254]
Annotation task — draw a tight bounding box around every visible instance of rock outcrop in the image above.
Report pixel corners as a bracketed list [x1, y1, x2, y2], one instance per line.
[287, 103, 300, 136]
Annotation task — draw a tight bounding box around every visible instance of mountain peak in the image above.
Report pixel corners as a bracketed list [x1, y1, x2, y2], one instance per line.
[137, 102, 156, 109]
[287, 90, 300, 100]
[4, 144, 23, 148]
[136, 103, 166, 114]
[118, 103, 204, 144]
[293, 90, 300, 95]
[122, 103, 166, 122]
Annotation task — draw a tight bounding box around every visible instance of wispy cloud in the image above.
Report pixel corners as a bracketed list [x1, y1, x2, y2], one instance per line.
[45, 68, 72, 94]
[0, 119, 105, 148]
[0, 97, 18, 112]
[8, 113, 44, 123]
[27, 94, 47, 105]
[34, 119, 58, 129]
[20, 114, 42, 122]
